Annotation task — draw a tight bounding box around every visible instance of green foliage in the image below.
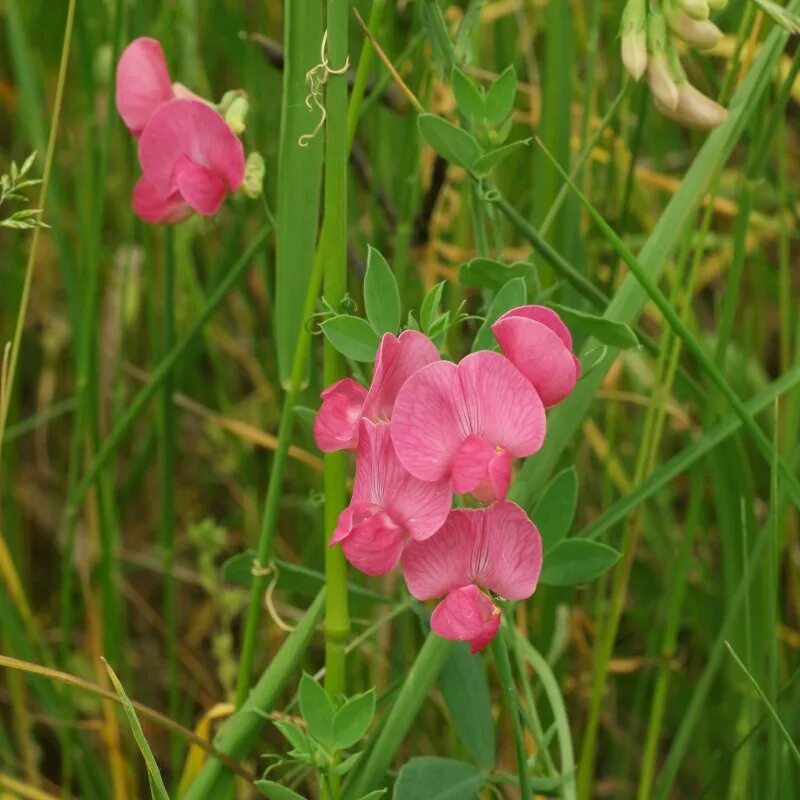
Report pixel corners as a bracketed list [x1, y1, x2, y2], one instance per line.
[532, 467, 579, 553]
[364, 246, 401, 335]
[439, 644, 495, 767]
[321, 315, 381, 362]
[0, 151, 48, 230]
[539, 540, 621, 586]
[394, 757, 483, 800]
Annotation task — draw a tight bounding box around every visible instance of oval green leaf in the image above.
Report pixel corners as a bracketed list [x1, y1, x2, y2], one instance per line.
[472, 277, 527, 352]
[418, 113, 481, 170]
[539, 539, 621, 587]
[321, 315, 381, 362]
[532, 467, 579, 553]
[394, 757, 483, 800]
[364, 246, 400, 335]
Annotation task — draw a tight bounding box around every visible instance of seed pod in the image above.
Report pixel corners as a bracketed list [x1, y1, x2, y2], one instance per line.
[678, 0, 711, 20]
[656, 81, 728, 129]
[667, 8, 723, 49]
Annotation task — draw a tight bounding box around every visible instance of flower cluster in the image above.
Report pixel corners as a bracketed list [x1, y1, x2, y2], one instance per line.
[314, 306, 580, 652]
[115, 38, 247, 224]
[621, 0, 728, 130]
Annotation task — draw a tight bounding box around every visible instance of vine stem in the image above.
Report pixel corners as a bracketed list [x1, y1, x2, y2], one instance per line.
[494, 621, 531, 800]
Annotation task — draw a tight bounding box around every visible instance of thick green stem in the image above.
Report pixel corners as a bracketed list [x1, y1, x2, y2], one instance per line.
[321, 0, 351, 715]
[494, 624, 531, 800]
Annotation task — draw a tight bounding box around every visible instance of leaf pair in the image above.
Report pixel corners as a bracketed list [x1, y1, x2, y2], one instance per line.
[533, 468, 620, 586]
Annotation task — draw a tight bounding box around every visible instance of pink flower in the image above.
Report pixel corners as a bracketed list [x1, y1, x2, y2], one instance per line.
[314, 331, 440, 453]
[116, 38, 176, 139]
[390, 351, 546, 502]
[330, 420, 451, 576]
[491, 305, 581, 408]
[134, 99, 245, 223]
[402, 502, 542, 652]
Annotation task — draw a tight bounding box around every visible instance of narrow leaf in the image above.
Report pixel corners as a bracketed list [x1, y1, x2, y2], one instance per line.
[539, 539, 620, 586]
[321, 315, 381, 362]
[364, 246, 401, 335]
[298, 673, 335, 747]
[532, 467, 579, 552]
[102, 659, 169, 800]
[473, 139, 531, 175]
[549, 303, 638, 349]
[254, 781, 306, 800]
[459, 258, 538, 297]
[451, 68, 485, 120]
[484, 65, 517, 124]
[472, 277, 526, 352]
[420, 281, 446, 333]
[393, 757, 483, 800]
[418, 113, 481, 170]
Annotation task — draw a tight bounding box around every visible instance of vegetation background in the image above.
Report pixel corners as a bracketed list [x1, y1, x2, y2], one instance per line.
[0, 0, 798, 798]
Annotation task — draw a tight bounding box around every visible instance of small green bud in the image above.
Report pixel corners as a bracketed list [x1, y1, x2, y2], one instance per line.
[242, 152, 265, 199]
[225, 96, 249, 135]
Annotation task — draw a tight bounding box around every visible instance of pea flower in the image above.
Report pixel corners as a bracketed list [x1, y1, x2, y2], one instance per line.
[491, 305, 581, 408]
[116, 37, 247, 223]
[330, 420, 451, 576]
[133, 99, 246, 223]
[390, 351, 546, 503]
[401, 502, 543, 652]
[314, 331, 440, 453]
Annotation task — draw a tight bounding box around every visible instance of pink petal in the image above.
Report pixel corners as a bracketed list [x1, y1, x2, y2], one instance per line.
[451, 434, 495, 495]
[132, 175, 192, 224]
[492, 309, 580, 408]
[174, 156, 228, 216]
[430, 585, 501, 653]
[138, 99, 245, 196]
[353, 420, 451, 541]
[497, 305, 573, 349]
[390, 360, 464, 483]
[454, 351, 546, 457]
[362, 331, 440, 422]
[313, 378, 368, 452]
[471, 450, 512, 504]
[480, 501, 542, 600]
[116, 38, 174, 138]
[401, 509, 475, 600]
[330, 503, 406, 576]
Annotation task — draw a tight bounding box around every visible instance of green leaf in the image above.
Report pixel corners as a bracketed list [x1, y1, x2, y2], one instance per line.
[357, 792, 387, 800]
[418, 114, 481, 170]
[439, 644, 495, 767]
[332, 751, 364, 776]
[458, 258, 538, 297]
[364, 246, 401, 335]
[321, 315, 381, 362]
[332, 690, 376, 750]
[532, 467, 579, 552]
[298, 673, 335, 747]
[102, 660, 170, 800]
[484, 65, 517, 124]
[472, 277, 526, 352]
[273, 719, 310, 754]
[254, 781, 306, 800]
[293, 405, 317, 431]
[451, 68, 485, 120]
[549, 303, 639, 349]
[393, 757, 483, 800]
[221, 551, 255, 585]
[420, 281, 446, 333]
[539, 539, 621, 586]
[473, 139, 531, 175]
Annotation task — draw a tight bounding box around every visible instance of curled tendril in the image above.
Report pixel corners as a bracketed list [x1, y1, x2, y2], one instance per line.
[299, 30, 351, 147]
[251, 559, 295, 632]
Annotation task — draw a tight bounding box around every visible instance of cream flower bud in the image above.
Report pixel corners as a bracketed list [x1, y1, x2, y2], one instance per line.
[677, 0, 710, 20]
[667, 8, 723, 49]
[656, 82, 728, 130]
[647, 55, 679, 111]
[242, 152, 265, 199]
[621, 0, 648, 80]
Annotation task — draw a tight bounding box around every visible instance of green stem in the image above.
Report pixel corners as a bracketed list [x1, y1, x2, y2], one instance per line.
[343, 634, 452, 799]
[322, 0, 351, 717]
[159, 228, 180, 772]
[67, 227, 269, 514]
[494, 623, 531, 800]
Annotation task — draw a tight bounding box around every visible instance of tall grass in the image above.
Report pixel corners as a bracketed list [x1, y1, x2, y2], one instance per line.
[1, 2, 798, 799]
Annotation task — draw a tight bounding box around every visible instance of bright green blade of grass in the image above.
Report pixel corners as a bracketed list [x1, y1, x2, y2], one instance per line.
[275, 0, 324, 388]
